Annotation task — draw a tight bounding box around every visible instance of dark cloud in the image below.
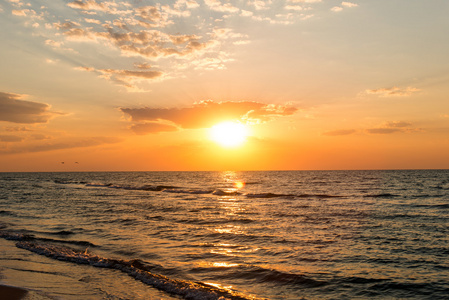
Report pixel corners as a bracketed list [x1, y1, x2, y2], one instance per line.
[0, 92, 60, 124]
[130, 122, 179, 135]
[120, 100, 298, 131]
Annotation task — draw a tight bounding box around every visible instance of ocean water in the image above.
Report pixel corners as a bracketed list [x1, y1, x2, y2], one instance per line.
[0, 170, 448, 299]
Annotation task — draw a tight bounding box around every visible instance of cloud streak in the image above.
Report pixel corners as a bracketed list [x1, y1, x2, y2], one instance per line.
[121, 100, 298, 134]
[323, 129, 357, 136]
[364, 86, 421, 97]
[0, 92, 61, 124]
[75, 67, 164, 91]
[0, 136, 122, 154]
[366, 121, 419, 134]
[325, 121, 421, 136]
[0, 135, 24, 142]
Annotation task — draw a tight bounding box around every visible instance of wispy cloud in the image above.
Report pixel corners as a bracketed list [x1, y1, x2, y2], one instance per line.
[0, 92, 62, 124]
[205, 0, 240, 13]
[75, 67, 164, 91]
[120, 100, 298, 134]
[366, 121, 420, 134]
[130, 122, 179, 135]
[364, 86, 421, 97]
[0, 135, 24, 142]
[342, 2, 359, 8]
[288, 0, 321, 3]
[3, 126, 32, 132]
[325, 121, 421, 136]
[331, 7, 343, 12]
[0, 136, 122, 154]
[331, 1, 358, 12]
[323, 129, 357, 136]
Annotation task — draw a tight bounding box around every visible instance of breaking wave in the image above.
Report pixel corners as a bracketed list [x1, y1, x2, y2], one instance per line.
[13, 240, 254, 300]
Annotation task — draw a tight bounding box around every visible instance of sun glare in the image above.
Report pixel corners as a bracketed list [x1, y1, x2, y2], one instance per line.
[210, 121, 249, 147]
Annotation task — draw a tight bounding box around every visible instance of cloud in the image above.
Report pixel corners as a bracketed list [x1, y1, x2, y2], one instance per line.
[323, 129, 357, 136]
[30, 134, 52, 141]
[67, 0, 126, 15]
[331, 7, 343, 12]
[120, 100, 298, 134]
[174, 0, 200, 10]
[248, 0, 272, 11]
[0, 92, 61, 124]
[331, 2, 358, 12]
[364, 86, 421, 97]
[12, 9, 27, 16]
[325, 121, 419, 136]
[285, 5, 304, 11]
[0, 136, 122, 154]
[366, 121, 420, 134]
[205, 0, 239, 13]
[366, 128, 403, 134]
[130, 122, 179, 135]
[76, 67, 164, 91]
[3, 126, 32, 132]
[288, 0, 321, 3]
[8, 0, 352, 91]
[384, 121, 412, 128]
[67, 0, 109, 11]
[342, 2, 358, 8]
[0, 135, 24, 142]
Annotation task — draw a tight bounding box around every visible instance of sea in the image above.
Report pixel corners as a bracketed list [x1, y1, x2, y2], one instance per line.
[0, 170, 448, 299]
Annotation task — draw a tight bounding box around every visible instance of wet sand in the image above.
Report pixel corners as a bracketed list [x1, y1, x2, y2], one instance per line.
[0, 284, 28, 300]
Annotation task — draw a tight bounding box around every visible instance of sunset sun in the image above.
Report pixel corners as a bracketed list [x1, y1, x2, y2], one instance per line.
[210, 121, 249, 147]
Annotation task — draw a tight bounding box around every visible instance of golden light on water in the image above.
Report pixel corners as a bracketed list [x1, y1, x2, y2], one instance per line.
[209, 121, 249, 148]
[234, 180, 245, 189]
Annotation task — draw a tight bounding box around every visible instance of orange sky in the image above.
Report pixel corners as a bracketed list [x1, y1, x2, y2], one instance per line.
[1, 0, 449, 171]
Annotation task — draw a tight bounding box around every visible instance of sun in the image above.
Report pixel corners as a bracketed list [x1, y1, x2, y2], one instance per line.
[210, 121, 249, 147]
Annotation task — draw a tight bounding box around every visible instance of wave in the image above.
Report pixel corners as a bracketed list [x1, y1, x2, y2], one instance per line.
[176, 217, 255, 225]
[13, 240, 255, 300]
[212, 189, 242, 196]
[213, 265, 326, 288]
[245, 193, 295, 199]
[163, 189, 214, 195]
[0, 230, 96, 248]
[0, 210, 17, 217]
[54, 179, 88, 185]
[245, 193, 344, 199]
[409, 203, 449, 209]
[363, 193, 400, 198]
[85, 183, 180, 191]
[53, 179, 349, 199]
[364, 281, 449, 298]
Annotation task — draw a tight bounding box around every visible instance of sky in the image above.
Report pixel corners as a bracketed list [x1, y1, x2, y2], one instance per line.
[0, 0, 449, 172]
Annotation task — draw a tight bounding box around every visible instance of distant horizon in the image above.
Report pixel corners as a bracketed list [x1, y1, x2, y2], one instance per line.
[1, 168, 448, 173]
